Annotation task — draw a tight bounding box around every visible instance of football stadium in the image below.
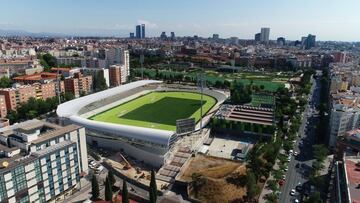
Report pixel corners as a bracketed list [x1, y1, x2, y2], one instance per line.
[57, 80, 227, 167]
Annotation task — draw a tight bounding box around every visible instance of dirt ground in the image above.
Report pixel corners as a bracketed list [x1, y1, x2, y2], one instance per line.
[177, 154, 247, 203]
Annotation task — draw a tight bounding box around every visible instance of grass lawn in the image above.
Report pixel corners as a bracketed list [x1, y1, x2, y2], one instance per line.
[89, 91, 216, 131]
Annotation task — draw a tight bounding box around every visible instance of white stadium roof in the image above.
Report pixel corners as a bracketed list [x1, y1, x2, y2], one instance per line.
[57, 80, 174, 146]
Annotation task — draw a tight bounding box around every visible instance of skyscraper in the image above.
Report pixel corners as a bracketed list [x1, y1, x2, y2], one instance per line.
[141, 24, 145, 39]
[260, 27, 270, 43]
[213, 34, 219, 40]
[135, 25, 141, 39]
[305, 34, 316, 49]
[160, 32, 167, 40]
[277, 37, 286, 46]
[254, 33, 261, 42]
[170, 32, 175, 40]
[129, 32, 135, 38]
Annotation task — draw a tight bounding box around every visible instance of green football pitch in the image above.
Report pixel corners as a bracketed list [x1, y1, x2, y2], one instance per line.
[89, 91, 217, 131]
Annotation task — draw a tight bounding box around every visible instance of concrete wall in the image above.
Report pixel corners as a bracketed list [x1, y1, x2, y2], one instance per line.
[87, 134, 165, 168]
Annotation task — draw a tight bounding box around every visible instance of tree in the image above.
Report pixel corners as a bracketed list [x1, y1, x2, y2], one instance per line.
[91, 175, 100, 200]
[149, 170, 157, 203]
[108, 170, 116, 187]
[304, 191, 322, 203]
[122, 181, 129, 203]
[246, 171, 259, 201]
[265, 192, 278, 203]
[313, 145, 328, 162]
[105, 177, 113, 201]
[94, 72, 108, 92]
[0, 76, 12, 88]
[38, 53, 57, 71]
[61, 92, 74, 102]
[266, 179, 278, 191]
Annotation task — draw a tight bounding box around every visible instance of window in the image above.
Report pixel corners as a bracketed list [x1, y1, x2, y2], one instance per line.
[18, 195, 29, 203]
[12, 166, 27, 192]
[34, 160, 42, 182]
[38, 187, 45, 203]
[0, 175, 7, 202]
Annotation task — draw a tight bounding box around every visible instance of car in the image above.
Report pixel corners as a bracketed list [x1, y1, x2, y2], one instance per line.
[294, 199, 300, 203]
[290, 189, 296, 196]
[294, 152, 298, 156]
[296, 185, 303, 192]
[289, 150, 294, 154]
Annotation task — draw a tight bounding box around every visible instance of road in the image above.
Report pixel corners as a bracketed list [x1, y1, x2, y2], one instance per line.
[279, 71, 322, 203]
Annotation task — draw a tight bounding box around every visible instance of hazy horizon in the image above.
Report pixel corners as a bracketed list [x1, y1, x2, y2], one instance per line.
[1, 0, 360, 41]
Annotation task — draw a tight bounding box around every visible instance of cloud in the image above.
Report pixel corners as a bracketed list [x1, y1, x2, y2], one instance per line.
[137, 20, 158, 29]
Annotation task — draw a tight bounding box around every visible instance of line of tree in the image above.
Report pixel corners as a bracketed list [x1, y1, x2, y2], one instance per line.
[316, 69, 330, 144]
[309, 144, 329, 190]
[104, 170, 116, 201]
[91, 175, 100, 201]
[6, 93, 74, 124]
[298, 69, 315, 95]
[122, 181, 129, 203]
[38, 53, 57, 72]
[245, 75, 308, 202]
[0, 76, 12, 88]
[93, 72, 108, 92]
[104, 176, 113, 201]
[149, 170, 157, 203]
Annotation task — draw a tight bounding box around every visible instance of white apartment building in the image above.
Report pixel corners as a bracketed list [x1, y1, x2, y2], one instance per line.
[0, 119, 88, 203]
[105, 48, 130, 82]
[329, 102, 360, 147]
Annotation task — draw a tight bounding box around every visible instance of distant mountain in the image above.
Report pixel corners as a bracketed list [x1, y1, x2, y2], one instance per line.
[0, 28, 127, 38]
[0, 29, 67, 37]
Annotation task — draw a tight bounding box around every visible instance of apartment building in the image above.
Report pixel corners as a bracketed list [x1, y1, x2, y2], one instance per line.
[64, 73, 93, 98]
[64, 78, 79, 98]
[109, 65, 122, 86]
[33, 82, 57, 100]
[0, 119, 88, 203]
[80, 68, 110, 87]
[0, 85, 37, 111]
[105, 48, 130, 83]
[0, 95, 7, 118]
[329, 96, 360, 147]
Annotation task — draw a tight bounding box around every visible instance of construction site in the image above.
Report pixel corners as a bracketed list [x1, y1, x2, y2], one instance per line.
[176, 154, 248, 203]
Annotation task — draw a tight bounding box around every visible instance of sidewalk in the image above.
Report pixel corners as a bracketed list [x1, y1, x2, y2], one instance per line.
[258, 159, 281, 203]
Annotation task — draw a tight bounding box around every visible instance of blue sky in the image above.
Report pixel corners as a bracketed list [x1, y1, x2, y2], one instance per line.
[1, 0, 360, 41]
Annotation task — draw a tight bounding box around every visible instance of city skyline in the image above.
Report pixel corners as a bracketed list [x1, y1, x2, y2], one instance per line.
[1, 0, 360, 41]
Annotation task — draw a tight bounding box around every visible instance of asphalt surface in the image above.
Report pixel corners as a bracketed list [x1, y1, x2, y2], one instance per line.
[279, 72, 322, 203]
